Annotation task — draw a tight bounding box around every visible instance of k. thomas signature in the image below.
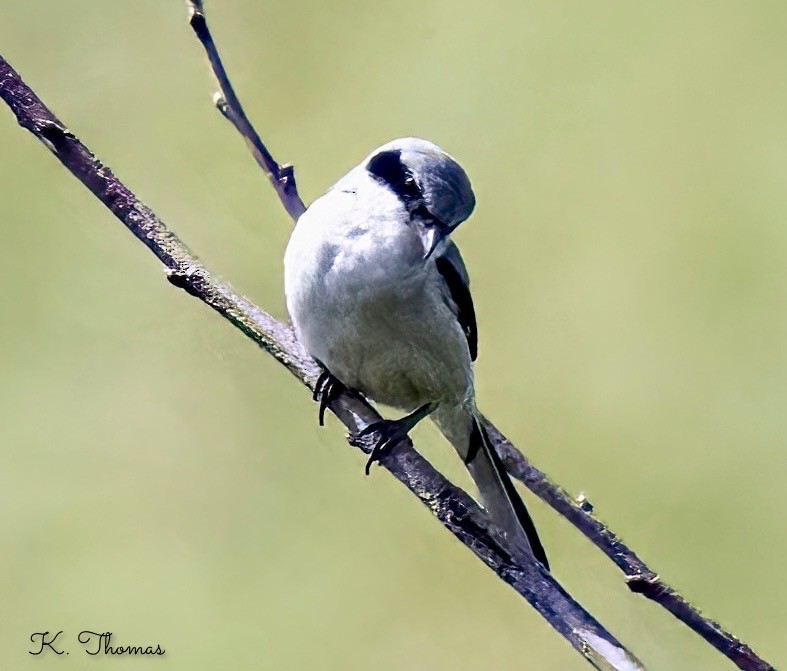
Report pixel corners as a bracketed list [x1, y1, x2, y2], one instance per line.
[29, 631, 165, 656]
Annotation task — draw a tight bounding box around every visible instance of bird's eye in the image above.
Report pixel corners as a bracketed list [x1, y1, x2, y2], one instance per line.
[401, 174, 421, 200]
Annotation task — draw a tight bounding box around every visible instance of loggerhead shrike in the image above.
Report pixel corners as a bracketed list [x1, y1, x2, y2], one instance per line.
[284, 138, 548, 569]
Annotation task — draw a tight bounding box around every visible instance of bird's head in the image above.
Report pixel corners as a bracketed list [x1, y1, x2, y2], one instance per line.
[361, 138, 476, 258]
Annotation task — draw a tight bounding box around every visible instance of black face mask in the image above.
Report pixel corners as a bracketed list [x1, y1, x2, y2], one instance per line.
[367, 149, 452, 259]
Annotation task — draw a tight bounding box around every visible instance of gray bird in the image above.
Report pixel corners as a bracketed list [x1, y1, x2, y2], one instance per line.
[284, 138, 548, 569]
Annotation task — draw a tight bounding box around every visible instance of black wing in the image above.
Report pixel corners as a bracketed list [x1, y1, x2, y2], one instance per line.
[435, 243, 478, 361]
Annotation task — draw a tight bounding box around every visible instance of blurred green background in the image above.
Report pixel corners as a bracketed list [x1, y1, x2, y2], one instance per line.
[1, 1, 785, 669]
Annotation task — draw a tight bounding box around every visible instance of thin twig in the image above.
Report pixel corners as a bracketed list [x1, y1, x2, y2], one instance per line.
[178, 6, 776, 671]
[0, 55, 646, 671]
[187, 0, 305, 220]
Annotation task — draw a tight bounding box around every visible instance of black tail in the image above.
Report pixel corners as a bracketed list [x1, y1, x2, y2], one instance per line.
[468, 418, 550, 570]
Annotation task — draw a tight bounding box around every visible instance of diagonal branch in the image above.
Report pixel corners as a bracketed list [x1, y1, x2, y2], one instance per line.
[491, 425, 774, 671]
[187, 0, 305, 220]
[181, 5, 776, 671]
[0, 55, 645, 671]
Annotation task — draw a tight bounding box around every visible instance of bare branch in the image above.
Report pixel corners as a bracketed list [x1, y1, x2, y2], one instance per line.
[176, 7, 777, 671]
[0, 55, 646, 671]
[490, 425, 774, 671]
[186, 0, 305, 220]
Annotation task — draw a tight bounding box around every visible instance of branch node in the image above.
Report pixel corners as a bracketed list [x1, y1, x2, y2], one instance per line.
[187, 1, 205, 26]
[32, 119, 75, 155]
[211, 91, 228, 114]
[165, 264, 201, 297]
[626, 574, 663, 596]
[575, 492, 594, 513]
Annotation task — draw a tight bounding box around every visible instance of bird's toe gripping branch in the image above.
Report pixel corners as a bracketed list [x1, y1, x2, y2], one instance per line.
[355, 402, 437, 475]
[312, 367, 349, 427]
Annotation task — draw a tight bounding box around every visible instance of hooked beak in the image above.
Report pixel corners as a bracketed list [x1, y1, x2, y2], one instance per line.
[422, 224, 449, 260]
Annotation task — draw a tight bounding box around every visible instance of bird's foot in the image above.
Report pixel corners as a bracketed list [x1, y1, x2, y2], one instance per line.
[313, 368, 347, 426]
[358, 402, 437, 475]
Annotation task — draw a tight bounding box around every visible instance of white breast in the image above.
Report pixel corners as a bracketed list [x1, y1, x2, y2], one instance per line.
[284, 183, 472, 411]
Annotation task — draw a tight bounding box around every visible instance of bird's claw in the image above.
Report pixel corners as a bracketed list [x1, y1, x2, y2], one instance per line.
[313, 368, 346, 426]
[362, 427, 397, 476]
[358, 402, 437, 475]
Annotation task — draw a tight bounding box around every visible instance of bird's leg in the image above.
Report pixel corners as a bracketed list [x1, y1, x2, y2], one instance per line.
[312, 366, 348, 426]
[358, 402, 437, 475]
